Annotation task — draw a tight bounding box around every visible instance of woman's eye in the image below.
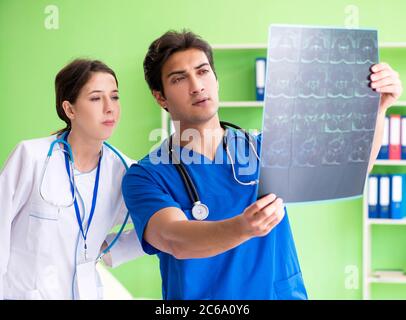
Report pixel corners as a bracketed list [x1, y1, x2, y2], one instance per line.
[90, 97, 100, 101]
[112, 96, 119, 101]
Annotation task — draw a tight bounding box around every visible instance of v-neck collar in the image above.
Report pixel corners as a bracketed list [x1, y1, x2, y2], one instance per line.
[170, 129, 235, 164]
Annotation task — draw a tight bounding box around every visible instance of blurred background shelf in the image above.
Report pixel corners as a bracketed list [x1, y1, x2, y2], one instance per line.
[212, 42, 406, 50]
[368, 218, 406, 225]
[219, 101, 263, 107]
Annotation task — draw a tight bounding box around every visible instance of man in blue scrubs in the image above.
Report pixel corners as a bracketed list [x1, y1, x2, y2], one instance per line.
[122, 31, 402, 299]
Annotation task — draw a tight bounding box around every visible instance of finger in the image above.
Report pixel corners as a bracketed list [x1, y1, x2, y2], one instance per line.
[371, 62, 391, 73]
[370, 69, 397, 81]
[254, 198, 283, 222]
[263, 207, 281, 226]
[376, 84, 403, 95]
[258, 204, 285, 236]
[261, 210, 284, 235]
[371, 77, 400, 89]
[265, 215, 282, 232]
[245, 193, 277, 217]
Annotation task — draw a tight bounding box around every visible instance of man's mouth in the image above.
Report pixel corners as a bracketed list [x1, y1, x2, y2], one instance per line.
[192, 97, 210, 106]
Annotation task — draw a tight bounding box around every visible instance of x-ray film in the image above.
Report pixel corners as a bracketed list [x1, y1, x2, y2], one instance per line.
[258, 25, 380, 203]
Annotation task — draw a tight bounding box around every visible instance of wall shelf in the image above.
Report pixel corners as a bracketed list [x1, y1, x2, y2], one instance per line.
[219, 101, 263, 107]
[374, 160, 406, 166]
[368, 218, 406, 225]
[218, 101, 406, 108]
[212, 42, 406, 50]
[368, 276, 406, 284]
[212, 44, 267, 50]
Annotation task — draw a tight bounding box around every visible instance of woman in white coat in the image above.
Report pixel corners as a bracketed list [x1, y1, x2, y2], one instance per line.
[0, 59, 144, 300]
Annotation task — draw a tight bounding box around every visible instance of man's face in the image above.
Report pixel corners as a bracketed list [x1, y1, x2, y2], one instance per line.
[155, 48, 219, 126]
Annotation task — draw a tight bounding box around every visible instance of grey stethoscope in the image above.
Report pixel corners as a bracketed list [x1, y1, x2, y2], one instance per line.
[168, 121, 260, 221]
[39, 131, 130, 259]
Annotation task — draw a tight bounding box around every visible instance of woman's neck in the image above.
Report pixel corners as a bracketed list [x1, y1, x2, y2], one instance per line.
[66, 130, 103, 173]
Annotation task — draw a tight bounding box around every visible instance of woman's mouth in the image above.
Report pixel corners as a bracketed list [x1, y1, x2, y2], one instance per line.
[102, 120, 116, 127]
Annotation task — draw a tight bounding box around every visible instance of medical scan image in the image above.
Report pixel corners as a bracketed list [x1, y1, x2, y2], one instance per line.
[259, 25, 380, 202]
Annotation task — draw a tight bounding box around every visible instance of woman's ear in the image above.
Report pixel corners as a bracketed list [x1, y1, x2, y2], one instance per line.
[62, 101, 75, 120]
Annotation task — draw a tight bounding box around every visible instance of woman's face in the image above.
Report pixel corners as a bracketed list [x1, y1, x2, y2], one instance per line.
[70, 72, 120, 141]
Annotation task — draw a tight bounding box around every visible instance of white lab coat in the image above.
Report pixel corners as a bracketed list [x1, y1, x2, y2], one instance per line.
[0, 135, 144, 300]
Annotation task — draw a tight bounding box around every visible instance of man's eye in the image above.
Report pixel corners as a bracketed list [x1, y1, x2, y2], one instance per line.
[173, 77, 184, 84]
[90, 97, 100, 101]
[112, 96, 119, 101]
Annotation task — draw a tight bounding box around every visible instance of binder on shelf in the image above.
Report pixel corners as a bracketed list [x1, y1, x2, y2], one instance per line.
[402, 116, 406, 159]
[389, 115, 401, 160]
[379, 175, 391, 219]
[377, 116, 389, 160]
[390, 174, 406, 219]
[368, 175, 379, 219]
[255, 57, 266, 101]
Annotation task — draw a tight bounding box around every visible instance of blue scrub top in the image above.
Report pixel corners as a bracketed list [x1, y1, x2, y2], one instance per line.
[122, 128, 307, 300]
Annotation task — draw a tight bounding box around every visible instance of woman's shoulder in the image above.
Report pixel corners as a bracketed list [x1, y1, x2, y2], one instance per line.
[14, 135, 56, 156]
[102, 143, 136, 168]
[3, 135, 57, 168]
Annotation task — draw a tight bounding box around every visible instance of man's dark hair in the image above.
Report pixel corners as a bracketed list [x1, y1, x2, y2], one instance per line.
[143, 30, 217, 97]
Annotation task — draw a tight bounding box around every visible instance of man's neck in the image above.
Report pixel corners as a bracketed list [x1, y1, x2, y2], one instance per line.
[172, 115, 225, 161]
[67, 129, 103, 173]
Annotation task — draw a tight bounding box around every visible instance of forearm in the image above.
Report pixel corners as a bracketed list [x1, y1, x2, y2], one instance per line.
[368, 108, 387, 172]
[155, 217, 249, 259]
[146, 195, 284, 259]
[102, 229, 145, 267]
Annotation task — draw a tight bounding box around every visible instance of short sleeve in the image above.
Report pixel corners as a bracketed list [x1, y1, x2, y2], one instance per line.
[122, 163, 181, 255]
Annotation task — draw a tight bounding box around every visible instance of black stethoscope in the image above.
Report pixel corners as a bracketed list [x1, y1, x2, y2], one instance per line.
[168, 121, 260, 220]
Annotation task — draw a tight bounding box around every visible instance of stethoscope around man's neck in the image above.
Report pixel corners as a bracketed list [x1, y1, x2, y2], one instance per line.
[167, 121, 260, 221]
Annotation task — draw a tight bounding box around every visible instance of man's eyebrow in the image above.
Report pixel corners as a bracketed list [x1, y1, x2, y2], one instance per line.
[167, 70, 186, 78]
[167, 63, 210, 78]
[195, 63, 209, 69]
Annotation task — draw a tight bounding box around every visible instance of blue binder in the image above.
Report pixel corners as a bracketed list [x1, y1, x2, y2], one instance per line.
[255, 58, 266, 101]
[377, 116, 389, 159]
[368, 175, 379, 218]
[402, 116, 406, 159]
[379, 175, 391, 219]
[390, 174, 406, 219]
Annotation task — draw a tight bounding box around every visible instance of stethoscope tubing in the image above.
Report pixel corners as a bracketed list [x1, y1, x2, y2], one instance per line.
[167, 121, 260, 220]
[39, 132, 131, 260]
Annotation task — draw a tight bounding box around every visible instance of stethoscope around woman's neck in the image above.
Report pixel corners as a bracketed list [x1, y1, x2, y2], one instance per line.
[39, 130, 131, 261]
[167, 121, 260, 220]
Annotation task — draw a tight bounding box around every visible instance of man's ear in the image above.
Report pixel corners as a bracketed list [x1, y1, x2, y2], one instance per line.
[152, 90, 168, 112]
[62, 101, 75, 120]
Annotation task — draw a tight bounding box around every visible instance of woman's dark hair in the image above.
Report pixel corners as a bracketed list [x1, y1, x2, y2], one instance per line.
[143, 30, 216, 98]
[54, 59, 118, 135]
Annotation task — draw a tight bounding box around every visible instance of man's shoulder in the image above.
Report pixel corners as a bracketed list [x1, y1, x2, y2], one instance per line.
[127, 142, 170, 176]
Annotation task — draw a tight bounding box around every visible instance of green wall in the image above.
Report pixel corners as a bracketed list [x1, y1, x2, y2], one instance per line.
[1, 0, 405, 299]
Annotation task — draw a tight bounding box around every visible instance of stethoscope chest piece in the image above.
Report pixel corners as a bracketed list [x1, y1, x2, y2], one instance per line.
[192, 202, 209, 221]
